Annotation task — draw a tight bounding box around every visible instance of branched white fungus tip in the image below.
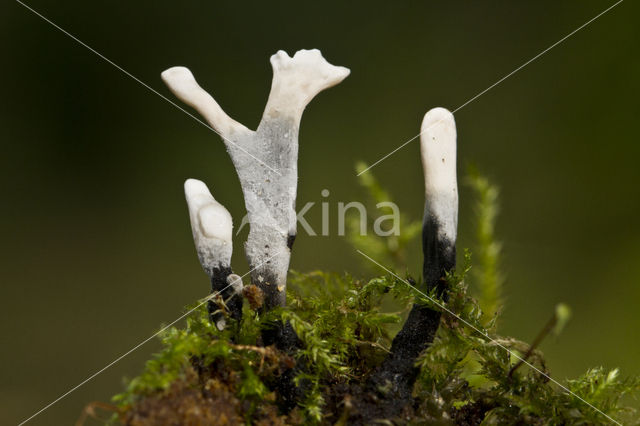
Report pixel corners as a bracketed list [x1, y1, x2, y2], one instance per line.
[265, 49, 350, 119]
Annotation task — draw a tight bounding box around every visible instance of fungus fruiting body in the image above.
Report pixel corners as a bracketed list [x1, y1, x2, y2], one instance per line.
[419, 107, 458, 293]
[184, 178, 233, 276]
[183, 178, 241, 328]
[164, 49, 349, 310]
[390, 107, 458, 365]
[363, 108, 458, 418]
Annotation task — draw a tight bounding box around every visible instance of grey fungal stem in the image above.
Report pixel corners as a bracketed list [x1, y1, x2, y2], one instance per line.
[164, 50, 350, 310]
[184, 179, 242, 328]
[366, 108, 458, 417]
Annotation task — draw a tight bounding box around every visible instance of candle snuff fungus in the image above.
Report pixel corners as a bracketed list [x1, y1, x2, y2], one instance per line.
[363, 107, 458, 418]
[163, 49, 349, 311]
[184, 178, 241, 329]
[184, 178, 233, 276]
[419, 107, 458, 291]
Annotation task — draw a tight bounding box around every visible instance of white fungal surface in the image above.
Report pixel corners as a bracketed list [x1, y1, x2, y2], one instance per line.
[164, 50, 349, 306]
[215, 318, 226, 332]
[184, 179, 233, 277]
[420, 107, 458, 244]
[161, 67, 249, 136]
[264, 49, 350, 120]
[227, 273, 244, 295]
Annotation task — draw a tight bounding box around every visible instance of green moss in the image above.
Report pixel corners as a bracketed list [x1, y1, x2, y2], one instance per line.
[108, 170, 640, 425]
[349, 162, 422, 272]
[466, 167, 504, 328]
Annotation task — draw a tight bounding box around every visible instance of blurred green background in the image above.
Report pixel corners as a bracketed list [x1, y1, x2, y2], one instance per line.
[2, 0, 639, 424]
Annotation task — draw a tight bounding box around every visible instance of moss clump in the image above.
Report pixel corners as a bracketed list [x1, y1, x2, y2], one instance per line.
[102, 266, 640, 425]
[94, 171, 640, 425]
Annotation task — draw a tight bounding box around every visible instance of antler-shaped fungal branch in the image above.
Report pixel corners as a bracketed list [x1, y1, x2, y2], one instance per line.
[184, 179, 242, 329]
[164, 50, 349, 310]
[367, 108, 458, 413]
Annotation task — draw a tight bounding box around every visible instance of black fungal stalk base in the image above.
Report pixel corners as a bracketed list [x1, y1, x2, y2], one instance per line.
[209, 266, 242, 326]
[351, 215, 456, 422]
[255, 271, 287, 313]
[262, 320, 306, 412]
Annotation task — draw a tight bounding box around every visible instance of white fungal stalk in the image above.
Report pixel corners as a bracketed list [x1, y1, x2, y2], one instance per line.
[184, 178, 241, 330]
[420, 107, 458, 287]
[420, 108, 458, 246]
[164, 49, 349, 309]
[184, 178, 233, 276]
